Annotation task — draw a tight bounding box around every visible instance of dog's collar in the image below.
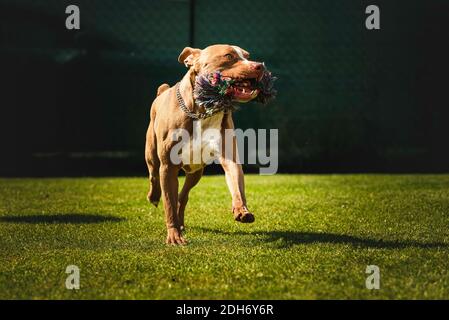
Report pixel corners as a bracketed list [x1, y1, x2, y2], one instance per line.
[176, 82, 230, 120]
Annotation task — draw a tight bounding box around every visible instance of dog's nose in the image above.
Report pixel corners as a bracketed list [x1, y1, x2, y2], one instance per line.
[252, 62, 265, 71]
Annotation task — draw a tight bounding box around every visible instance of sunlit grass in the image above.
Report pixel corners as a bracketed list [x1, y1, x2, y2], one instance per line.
[1, 174, 448, 299]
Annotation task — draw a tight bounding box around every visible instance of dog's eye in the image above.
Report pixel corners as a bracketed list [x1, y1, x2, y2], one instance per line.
[224, 53, 234, 61]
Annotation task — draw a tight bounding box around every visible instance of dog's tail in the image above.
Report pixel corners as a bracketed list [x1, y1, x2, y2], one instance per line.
[157, 83, 170, 96]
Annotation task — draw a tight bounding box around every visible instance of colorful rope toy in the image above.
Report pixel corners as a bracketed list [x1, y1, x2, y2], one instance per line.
[193, 70, 277, 115]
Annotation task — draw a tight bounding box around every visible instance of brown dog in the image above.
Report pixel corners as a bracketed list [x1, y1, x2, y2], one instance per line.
[145, 44, 265, 245]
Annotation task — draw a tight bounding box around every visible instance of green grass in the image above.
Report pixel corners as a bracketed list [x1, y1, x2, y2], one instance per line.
[1, 174, 449, 299]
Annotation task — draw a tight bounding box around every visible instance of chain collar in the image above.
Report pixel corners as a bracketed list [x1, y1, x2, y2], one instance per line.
[176, 82, 228, 120]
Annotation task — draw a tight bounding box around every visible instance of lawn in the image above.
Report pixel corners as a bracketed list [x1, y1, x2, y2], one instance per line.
[0, 174, 448, 299]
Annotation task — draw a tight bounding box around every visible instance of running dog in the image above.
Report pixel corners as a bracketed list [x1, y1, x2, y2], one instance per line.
[145, 44, 268, 244]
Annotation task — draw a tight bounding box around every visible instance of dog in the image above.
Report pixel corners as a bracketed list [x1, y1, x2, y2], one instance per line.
[145, 44, 267, 245]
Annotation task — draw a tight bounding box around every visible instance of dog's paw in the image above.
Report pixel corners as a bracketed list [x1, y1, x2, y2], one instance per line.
[233, 207, 255, 223]
[147, 192, 160, 207]
[240, 212, 255, 223]
[166, 227, 187, 245]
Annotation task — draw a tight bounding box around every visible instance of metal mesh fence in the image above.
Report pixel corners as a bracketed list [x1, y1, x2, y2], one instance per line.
[0, 0, 448, 175]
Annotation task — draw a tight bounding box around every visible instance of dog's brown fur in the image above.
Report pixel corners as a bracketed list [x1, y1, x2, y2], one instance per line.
[145, 44, 265, 245]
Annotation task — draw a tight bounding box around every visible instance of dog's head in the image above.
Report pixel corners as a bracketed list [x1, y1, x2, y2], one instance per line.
[178, 44, 267, 103]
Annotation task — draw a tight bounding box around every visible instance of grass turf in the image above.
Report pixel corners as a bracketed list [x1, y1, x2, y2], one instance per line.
[0, 174, 448, 299]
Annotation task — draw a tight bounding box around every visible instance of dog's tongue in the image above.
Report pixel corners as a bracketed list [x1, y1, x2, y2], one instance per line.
[233, 87, 259, 102]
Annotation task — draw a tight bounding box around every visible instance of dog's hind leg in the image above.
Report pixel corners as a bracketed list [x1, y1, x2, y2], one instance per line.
[146, 84, 171, 206]
[145, 111, 161, 207]
[178, 168, 203, 230]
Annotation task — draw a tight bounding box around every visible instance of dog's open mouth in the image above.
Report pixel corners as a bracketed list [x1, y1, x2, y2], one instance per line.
[193, 70, 276, 111]
[221, 77, 260, 102]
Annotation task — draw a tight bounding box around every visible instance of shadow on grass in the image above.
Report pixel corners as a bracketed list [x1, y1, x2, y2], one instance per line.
[0, 213, 125, 224]
[195, 227, 448, 249]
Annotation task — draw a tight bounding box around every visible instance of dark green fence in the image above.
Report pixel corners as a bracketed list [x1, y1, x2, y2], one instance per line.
[1, 0, 448, 175]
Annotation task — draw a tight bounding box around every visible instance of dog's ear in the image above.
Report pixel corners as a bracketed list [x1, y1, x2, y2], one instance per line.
[241, 49, 250, 59]
[178, 47, 201, 67]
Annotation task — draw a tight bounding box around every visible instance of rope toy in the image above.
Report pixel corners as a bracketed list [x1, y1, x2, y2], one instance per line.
[193, 70, 277, 114]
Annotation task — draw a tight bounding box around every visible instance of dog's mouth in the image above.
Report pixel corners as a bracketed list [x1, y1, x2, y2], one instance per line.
[221, 76, 260, 103]
[193, 70, 276, 108]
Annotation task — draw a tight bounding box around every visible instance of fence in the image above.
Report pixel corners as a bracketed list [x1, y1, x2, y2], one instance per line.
[0, 0, 448, 175]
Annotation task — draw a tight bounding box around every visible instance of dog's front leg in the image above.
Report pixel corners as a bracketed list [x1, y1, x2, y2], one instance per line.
[220, 114, 255, 223]
[159, 163, 185, 244]
[219, 157, 255, 223]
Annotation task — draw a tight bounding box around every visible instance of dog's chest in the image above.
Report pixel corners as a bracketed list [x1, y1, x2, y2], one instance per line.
[181, 112, 224, 171]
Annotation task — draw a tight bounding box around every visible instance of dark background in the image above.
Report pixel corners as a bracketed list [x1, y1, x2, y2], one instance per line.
[1, 0, 448, 176]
